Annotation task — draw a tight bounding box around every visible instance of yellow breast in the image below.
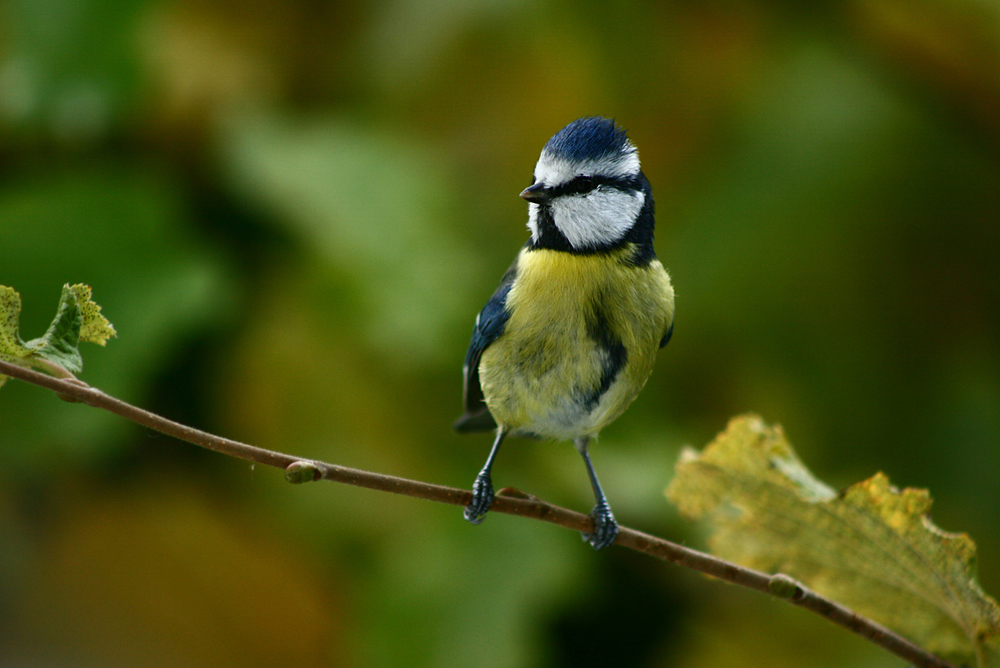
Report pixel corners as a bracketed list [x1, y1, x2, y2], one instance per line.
[479, 245, 674, 440]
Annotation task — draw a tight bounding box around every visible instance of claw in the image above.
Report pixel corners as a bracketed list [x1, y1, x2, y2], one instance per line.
[464, 473, 494, 524]
[582, 502, 619, 550]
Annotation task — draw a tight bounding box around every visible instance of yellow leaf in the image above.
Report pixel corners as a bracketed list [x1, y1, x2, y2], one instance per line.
[0, 286, 31, 361]
[667, 414, 1000, 666]
[0, 285, 31, 387]
[68, 284, 117, 346]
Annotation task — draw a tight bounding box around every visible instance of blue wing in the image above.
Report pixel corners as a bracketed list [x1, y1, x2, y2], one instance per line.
[454, 263, 517, 432]
[660, 321, 674, 348]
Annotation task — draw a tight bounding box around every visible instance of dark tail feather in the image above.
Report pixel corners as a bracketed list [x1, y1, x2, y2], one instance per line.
[454, 409, 497, 433]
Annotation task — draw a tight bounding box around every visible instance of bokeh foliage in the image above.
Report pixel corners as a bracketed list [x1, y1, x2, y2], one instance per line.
[1, 0, 998, 666]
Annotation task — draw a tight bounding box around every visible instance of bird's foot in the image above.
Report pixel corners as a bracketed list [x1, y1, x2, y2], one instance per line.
[464, 473, 494, 524]
[582, 502, 619, 550]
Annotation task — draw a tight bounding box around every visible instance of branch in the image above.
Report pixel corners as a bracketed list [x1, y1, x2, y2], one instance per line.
[0, 358, 956, 668]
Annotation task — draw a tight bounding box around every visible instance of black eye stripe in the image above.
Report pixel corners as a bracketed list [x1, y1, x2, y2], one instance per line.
[543, 174, 638, 199]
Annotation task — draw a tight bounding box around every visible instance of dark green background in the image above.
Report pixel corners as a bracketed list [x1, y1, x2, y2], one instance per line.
[1, 0, 998, 666]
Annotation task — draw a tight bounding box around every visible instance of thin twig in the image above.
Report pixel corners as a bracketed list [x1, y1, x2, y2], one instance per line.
[0, 358, 957, 668]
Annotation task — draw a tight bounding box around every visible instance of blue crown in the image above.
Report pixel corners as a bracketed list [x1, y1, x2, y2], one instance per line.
[542, 117, 633, 163]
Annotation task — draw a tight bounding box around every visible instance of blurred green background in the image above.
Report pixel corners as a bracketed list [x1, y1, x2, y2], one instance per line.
[1, 0, 998, 666]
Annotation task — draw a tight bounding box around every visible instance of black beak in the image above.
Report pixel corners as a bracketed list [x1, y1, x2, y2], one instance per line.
[519, 182, 551, 203]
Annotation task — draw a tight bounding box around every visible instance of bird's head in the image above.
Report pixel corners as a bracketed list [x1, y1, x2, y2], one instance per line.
[523, 117, 652, 253]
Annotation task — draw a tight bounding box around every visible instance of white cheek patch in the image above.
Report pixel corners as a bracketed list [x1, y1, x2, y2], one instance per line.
[527, 203, 540, 239]
[533, 151, 640, 187]
[552, 189, 645, 248]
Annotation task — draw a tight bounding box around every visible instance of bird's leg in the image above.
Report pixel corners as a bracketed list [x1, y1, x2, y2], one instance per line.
[574, 436, 619, 550]
[464, 429, 507, 524]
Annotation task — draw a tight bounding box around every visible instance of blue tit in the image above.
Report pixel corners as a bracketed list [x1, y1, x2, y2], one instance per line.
[455, 117, 675, 550]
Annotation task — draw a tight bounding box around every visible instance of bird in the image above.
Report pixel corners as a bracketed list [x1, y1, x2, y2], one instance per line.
[454, 116, 675, 550]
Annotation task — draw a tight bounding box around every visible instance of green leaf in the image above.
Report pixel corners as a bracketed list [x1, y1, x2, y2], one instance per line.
[667, 415, 1000, 667]
[23, 284, 85, 374]
[0, 283, 116, 386]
